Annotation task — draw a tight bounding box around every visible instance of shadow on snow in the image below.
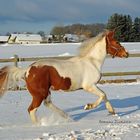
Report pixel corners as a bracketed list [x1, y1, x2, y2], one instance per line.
[65, 96, 140, 121]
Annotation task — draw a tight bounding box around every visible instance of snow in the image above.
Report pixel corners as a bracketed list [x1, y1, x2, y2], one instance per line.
[0, 43, 140, 140]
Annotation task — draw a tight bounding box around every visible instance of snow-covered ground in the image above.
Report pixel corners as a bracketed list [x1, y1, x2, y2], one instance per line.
[0, 43, 140, 140]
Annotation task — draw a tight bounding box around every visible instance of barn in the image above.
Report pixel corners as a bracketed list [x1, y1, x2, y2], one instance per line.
[0, 36, 9, 44]
[8, 34, 42, 44]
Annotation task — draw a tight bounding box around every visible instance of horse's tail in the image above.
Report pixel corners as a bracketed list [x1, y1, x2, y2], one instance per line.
[0, 66, 27, 97]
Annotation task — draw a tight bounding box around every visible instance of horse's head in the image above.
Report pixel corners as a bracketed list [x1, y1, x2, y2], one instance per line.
[106, 31, 128, 58]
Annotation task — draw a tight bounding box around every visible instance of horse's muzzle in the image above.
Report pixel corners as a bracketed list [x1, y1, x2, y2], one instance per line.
[125, 52, 129, 58]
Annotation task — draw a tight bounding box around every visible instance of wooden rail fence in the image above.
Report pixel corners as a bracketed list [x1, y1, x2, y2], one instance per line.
[0, 53, 140, 86]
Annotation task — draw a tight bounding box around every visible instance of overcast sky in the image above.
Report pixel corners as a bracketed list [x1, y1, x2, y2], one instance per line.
[0, 0, 140, 34]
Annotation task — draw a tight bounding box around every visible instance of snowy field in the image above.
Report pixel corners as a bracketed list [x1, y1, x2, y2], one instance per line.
[0, 43, 140, 140]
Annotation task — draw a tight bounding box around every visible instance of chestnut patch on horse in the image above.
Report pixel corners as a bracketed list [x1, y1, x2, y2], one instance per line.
[26, 65, 71, 95]
[48, 66, 71, 90]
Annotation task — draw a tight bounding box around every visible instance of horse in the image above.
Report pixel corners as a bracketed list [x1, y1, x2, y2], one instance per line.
[0, 30, 128, 123]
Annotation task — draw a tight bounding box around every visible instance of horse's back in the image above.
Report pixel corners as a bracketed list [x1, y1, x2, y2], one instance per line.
[27, 57, 100, 91]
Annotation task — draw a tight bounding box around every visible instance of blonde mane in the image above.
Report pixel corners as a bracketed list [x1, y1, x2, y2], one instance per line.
[79, 30, 108, 56]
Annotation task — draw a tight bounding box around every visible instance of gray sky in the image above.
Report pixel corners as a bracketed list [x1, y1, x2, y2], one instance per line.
[0, 0, 140, 34]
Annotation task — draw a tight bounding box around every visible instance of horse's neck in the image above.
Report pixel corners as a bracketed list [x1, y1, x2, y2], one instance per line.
[85, 37, 107, 70]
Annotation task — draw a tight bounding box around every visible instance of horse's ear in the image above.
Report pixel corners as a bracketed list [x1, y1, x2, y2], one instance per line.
[106, 30, 115, 45]
[107, 30, 115, 39]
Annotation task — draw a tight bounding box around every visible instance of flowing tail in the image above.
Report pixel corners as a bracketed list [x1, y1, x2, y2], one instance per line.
[0, 66, 27, 97]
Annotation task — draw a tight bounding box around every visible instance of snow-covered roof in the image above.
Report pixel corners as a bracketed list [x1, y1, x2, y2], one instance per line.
[0, 36, 9, 42]
[46, 35, 53, 38]
[10, 34, 42, 41]
[64, 34, 78, 38]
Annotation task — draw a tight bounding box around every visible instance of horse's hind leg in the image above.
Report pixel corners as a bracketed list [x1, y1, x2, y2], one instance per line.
[28, 96, 43, 123]
[44, 94, 69, 119]
[83, 85, 115, 114]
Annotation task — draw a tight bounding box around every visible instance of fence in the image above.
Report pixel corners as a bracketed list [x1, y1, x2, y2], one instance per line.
[0, 53, 140, 86]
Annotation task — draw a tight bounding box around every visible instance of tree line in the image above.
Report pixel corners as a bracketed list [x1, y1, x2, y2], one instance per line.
[3, 13, 139, 42]
[50, 13, 140, 42]
[50, 23, 105, 38]
[106, 13, 140, 42]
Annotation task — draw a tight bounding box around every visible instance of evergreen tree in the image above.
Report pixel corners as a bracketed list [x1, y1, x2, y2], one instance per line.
[106, 13, 133, 42]
[133, 17, 140, 41]
[106, 13, 122, 40]
[121, 15, 133, 42]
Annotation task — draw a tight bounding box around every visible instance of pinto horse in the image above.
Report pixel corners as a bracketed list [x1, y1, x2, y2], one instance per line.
[0, 30, 128, 123]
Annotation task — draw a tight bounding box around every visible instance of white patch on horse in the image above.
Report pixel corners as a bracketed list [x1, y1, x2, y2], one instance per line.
[29, 108, 38, 123]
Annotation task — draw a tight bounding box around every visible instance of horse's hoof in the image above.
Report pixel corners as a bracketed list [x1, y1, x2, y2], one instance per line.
[112, 112, 116, 115]
[84, 104, 93, 110]
[109, 110, 115, 115]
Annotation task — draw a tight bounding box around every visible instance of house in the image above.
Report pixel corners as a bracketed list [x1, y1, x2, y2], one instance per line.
[45, 35, 54, 43]
[63, 34, 79, 42]
[8, 34, 42, 44]
[0, 36, 9, 44]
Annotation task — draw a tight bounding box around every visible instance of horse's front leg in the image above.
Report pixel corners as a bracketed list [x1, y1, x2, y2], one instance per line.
[83, 85, 115, 114]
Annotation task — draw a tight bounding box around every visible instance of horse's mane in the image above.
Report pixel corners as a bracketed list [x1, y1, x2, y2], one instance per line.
[79, 30, 108, 56]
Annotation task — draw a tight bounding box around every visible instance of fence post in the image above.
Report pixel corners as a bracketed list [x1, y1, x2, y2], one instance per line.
[14, 54, 19, 67]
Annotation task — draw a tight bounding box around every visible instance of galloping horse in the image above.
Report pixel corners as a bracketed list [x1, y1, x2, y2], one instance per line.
[0, 30, 128, 123]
